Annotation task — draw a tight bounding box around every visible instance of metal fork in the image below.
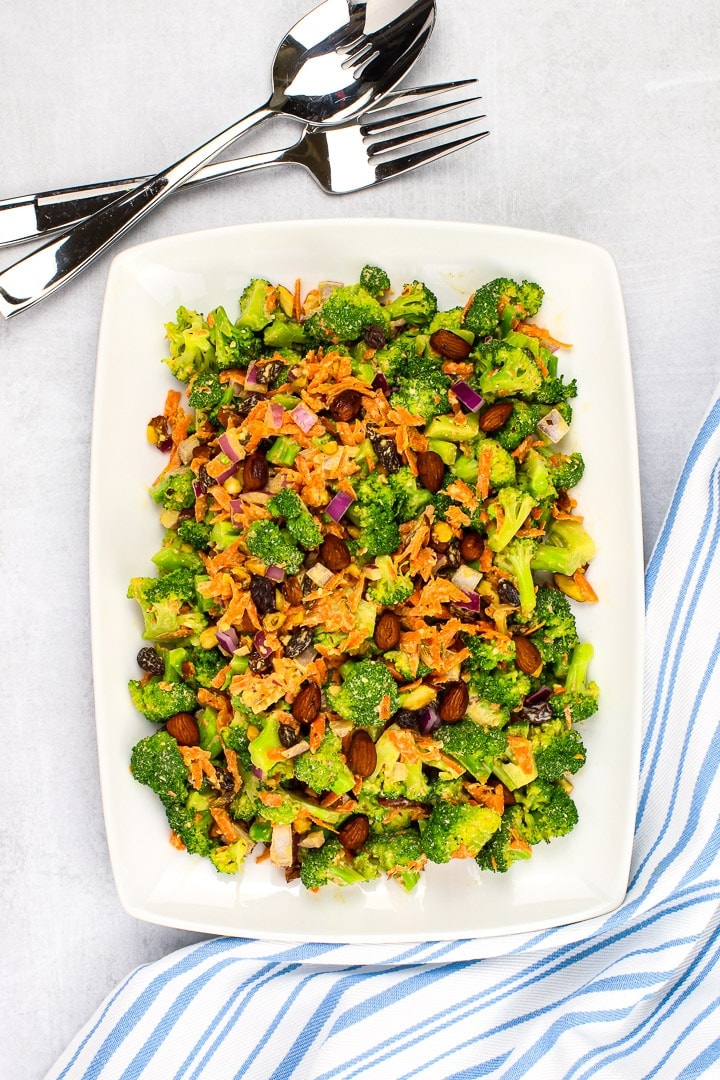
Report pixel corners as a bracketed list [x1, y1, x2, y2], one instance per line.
[0, 82, 487, 249]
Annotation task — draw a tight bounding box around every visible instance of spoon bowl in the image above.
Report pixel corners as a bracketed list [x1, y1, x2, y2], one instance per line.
[0, 0, 436, 318]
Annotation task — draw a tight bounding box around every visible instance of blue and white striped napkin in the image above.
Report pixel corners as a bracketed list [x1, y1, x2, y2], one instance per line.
[49, 394, 720, 1080]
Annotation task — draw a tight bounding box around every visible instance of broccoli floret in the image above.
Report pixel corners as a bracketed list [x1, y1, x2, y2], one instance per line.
[486, 486, 538, 553]
[391, 378, 450, 424]
[127, 571, 207, 643]
[263, 314, 305, 349]
[453, 439, 517, 490]
[547, 451, 585, 491]
[360, 264, 391, 298]
[464, 634, 517, 672]
[187, 371, 231, 412]
[130, 731, 216, 856]
[463, 278, 544, 337]
[495, 538, 538, 617]
[528, 719, 586, 782]
[176, 519, 213, 551]
[372, 332, 420, 382]
[359, 828, 427, 891]
[245, 520, 304, 575]
[519, 447, 557, 502]
[237, 279, 275, 331]
[130, 730, 190, 801]
[347, 472, 402, 557]
[471, 668, 531, 711]
[426, 776, 468, 804]
[330, 660, 399, 730]
[128, 676, 198, 723]
[474, 341, 543, 401]
[151, 532, 205, 575]
[530, 518, 596, 577]
[421, 802, 502, 863]
[424, 412, 480, 443]
[209, 832, 252, 874]
[363, 724, 429, 802]
[248, 714, 290, 779]
[550, 642, 599, 723]
[208, 305, 261, 370]
[513, 779, 579, 844]
[188, 646, 226, 689]
[527, 587, 579, 667]
[427, 307, 474, 341]
[293, 729, 356, 796]
[475, 809, 533, 873]
[386, 280, 438, 327]
[209, 521, 241, 552]
[535, 373, 578, 406]
[387, 466, 434, 523]
[437, 721, 509, 783]
[299, 836, 377, 890]
[365, 554, 414, 606]
[309, 284, 391, 344]
[494, 402, 544, 452]
[164, 307, 214, 383]
[150, 468, 196, 513]
[229, 768, 261, 820]
[268, 488, 322, 550]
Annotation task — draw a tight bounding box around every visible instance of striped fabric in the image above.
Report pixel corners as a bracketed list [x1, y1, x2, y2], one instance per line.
[48, 397, 720, 1080]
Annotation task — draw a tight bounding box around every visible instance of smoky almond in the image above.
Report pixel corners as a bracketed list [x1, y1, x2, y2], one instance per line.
[429, 329, 473, 361]
[166, 712, 200, 746]
[513, 635, 543, 675]
[329, 389, 362, 423]
[416, 450, 445, 493]
[338, 814, 370, 852]
[374, 610, 402, 652]
[345, 729, 377, 777]
[478, 401, 514, 433]
[320, 534, 352, 572]
[438, 681, 470, 723]
[291, 682, 322, 723]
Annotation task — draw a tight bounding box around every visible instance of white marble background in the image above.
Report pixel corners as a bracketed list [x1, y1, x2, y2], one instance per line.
[1, 1, 719, 1076]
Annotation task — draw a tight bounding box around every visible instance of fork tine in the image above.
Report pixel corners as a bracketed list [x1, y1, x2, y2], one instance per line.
[374, 129, 489, 184]
[368, 78, 478, 112]
[368, 113, 487, 156]
[363, 94, 483, 136]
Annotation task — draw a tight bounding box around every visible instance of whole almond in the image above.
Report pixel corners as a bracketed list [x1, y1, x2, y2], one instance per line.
[338, 814, 370, 852]
[374, 610, 402, 652]
[478, 401, 514, 433]
[292, 682, 322, 723]
[329, 389, 362, 423]
[243, 452, 269, 492]
[166, 712, 200, 746]
[513, 636, 543, 675]
[320, 534, 352, 572]
[438, 681, 470, 723]
[429, 329, 473, 361]
[460, 531, 484, 562]
[416, 450, 445, 493]
[345, 729, 377, 777]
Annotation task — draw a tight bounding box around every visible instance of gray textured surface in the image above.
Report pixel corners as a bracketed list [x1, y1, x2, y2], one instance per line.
[1, 1, 719, 1076]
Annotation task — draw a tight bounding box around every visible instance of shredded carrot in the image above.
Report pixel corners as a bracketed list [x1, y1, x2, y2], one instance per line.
[309, 715, 326, 753]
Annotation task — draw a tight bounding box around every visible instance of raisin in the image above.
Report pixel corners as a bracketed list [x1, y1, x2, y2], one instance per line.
[363, 324, 387, 350]
[137, 647, 165, 675]
[498, 579, 521, 607]
[249, 574, 277, 615]
[248, 651, 274, 675]
[284, 627, 314, 659]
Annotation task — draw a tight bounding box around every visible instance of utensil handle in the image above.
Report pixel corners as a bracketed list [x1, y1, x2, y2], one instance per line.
[0, 142, 302, 248]
[0, 103, 275, 319]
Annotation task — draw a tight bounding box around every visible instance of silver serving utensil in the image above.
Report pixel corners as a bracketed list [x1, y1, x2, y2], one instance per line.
[0, 81, 485, 247]
[0, 0, 436, 318]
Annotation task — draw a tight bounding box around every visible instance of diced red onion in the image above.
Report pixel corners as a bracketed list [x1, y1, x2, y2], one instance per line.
[217, 432, 242, 463]
[178, 436, 200, 465]
[270, 823, 294, 867]
[214, 458, 241, 484]
[215, 627, 239, 655]
[252, 766, 265, 781]
[536, 409, 570, 444]
[266, 402, 285, 430]
[454, 591, 481, 612]
[525, 685, 552, 706]
[418, 704, 441, 735]
[294, 645, 318, 668]
[372, 372, 390, 394]
[325, 490, 355, 522]
[451, 380, 485, 413]
[291, 403, 318, 434]
[192, 479, 204, 498]
[452, 564, 483, 593]
[253, 631, 274, 659]
[265, 565, 286, 583]
[244, 362, 267, 392]
[306, 562, 334, 588]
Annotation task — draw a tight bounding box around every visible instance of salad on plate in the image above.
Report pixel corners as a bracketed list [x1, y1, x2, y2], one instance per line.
[127, 265, 599, 893]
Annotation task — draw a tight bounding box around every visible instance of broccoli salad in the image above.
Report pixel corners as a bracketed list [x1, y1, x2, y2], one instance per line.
[128, 267, 599, 891]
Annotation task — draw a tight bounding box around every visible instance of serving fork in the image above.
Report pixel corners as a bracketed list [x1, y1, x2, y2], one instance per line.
[0, 82, 487, 249]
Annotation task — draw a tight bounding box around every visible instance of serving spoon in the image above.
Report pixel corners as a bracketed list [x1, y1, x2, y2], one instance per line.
[0, 0, 435, 319]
